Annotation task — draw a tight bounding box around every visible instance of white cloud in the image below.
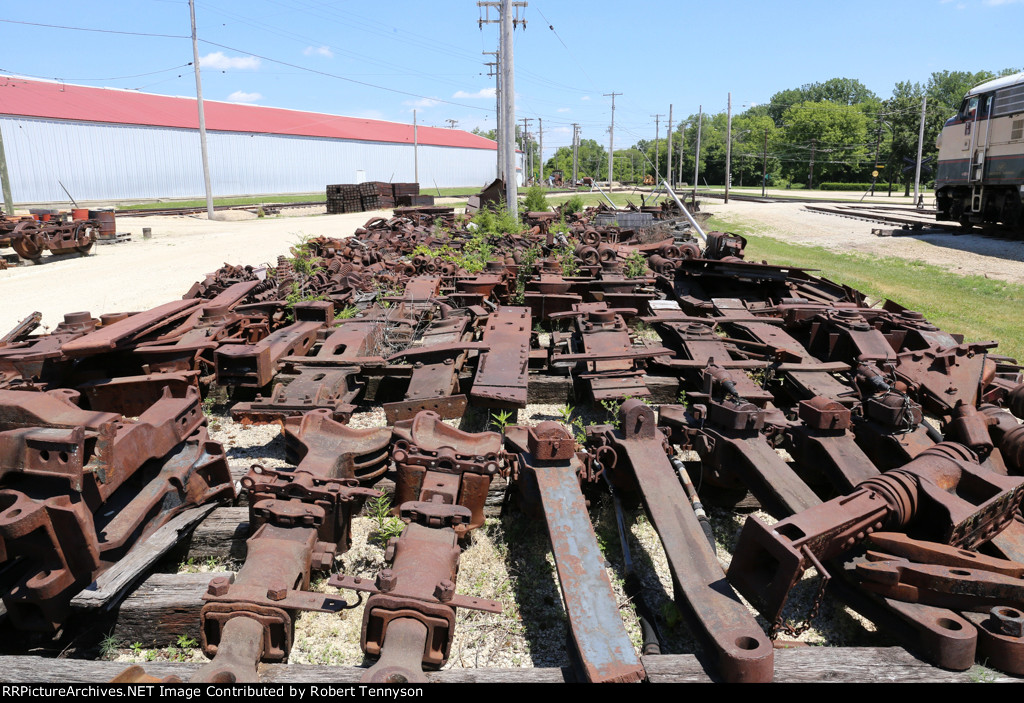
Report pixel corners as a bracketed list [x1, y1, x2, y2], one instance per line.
[453, 88, 496, 99]
[404, 98, 439, 109]
[557, 107, 571, 113]
[303, 45, 334, 58]
[227, 90, 263, 103]
[201, 52, 260, 71]
[581, 95, 591, 101]
[985, 0, 1023, 4]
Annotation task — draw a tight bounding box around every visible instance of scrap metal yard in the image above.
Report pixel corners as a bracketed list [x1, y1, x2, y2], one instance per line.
[0, 191, 1023, 684]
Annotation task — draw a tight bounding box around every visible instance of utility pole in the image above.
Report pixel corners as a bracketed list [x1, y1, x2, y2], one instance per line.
[521, 117, 533, 184]
[189, 0, 214, 219]
[914, 95, 928, 202]
[871, 115, 883, 195]
[666, 104, 673, 189]
[692, 106, 703, 201]
[808, 138, 816, 190]
[0, 127, 13, 215]
[479, 1, 525, 209]
[724, 92, 732, 204]
[571, 123, 580, 187]
[761, 127, 769, 197]
[538, 118, 543, 183]
[678, 120, 685, 186]
[413, 109, 419, 183]
[604, 92, 621, 186]
[445, 119, 458, 129]
[483, 51, 500, 178]
[651, 113, 663, 182]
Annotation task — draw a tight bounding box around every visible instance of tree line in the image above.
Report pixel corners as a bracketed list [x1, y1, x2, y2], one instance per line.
[536, 70, 1021, 192]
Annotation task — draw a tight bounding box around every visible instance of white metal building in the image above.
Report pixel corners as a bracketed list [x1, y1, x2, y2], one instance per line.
[0, 77, 500, 203]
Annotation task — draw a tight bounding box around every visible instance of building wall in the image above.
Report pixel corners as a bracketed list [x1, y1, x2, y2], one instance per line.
[0, 116, 497, 203]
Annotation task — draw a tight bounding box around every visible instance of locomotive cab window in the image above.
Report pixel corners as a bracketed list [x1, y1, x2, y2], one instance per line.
[960, 97, 979, 121]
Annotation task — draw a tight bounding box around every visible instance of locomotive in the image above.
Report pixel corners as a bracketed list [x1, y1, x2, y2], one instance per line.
[935, 71, 1024, 231]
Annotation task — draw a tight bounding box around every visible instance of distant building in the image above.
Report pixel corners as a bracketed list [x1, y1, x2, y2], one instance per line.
[0, 76, 498, 203]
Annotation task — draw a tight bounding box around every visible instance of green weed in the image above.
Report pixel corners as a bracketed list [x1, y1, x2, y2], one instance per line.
[367, 494, 405, 542]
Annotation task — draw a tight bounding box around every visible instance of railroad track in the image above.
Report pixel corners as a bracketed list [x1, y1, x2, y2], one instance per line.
[120, 200, 327, 217]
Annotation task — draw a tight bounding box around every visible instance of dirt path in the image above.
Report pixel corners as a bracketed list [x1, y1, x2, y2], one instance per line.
[0, 207, 374, 332]
[701, 200, 1024, 284]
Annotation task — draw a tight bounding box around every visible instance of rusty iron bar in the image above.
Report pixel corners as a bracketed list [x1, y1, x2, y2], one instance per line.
[504, 422, 646, 683]
[590, 399, 773, 682]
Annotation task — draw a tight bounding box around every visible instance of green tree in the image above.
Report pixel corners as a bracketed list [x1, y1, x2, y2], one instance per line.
[544, 139, 608, 181]
[765, 78, 877, 123]
[777, 101, 870, 186]
[885, 80, 927, 195]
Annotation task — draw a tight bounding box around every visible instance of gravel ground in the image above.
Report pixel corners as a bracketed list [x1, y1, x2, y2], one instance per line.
[702, 200, 1024, 284]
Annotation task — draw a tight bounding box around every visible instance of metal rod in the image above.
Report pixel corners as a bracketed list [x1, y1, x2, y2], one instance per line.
[57, 180, 78, 208]
[663, 179, 706, 243]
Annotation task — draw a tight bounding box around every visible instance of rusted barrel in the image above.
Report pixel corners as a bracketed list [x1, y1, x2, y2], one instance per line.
[88, 210, 116, 237]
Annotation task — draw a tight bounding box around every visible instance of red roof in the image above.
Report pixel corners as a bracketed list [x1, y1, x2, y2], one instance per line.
[0, 77, 496, 150]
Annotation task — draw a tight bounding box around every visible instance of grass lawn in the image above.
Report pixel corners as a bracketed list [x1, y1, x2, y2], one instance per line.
[118, 193, 324, 211]
[706, 214, 1024, 362]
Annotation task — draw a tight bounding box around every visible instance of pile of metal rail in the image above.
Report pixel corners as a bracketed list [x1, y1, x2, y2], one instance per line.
[5, 202, 1024, 683]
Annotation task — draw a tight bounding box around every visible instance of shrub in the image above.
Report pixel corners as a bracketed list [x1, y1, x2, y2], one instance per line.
[561, 195, 585, 215]
[820, 182, 887, 191]
[523, 185, 549, 212]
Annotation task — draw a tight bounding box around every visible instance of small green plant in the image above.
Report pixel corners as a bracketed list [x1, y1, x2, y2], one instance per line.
[472, 203, 524, 237]
[337, 305, 359, 320]
[968, 663, 999, 683]
[130, 641, 144, 654]
[168, 634, 198, 662]
[490, 409, 515, 432]
[550, 216, 571, 237]
[282, 235, 327, 319]
[523, 185, 549, 212]
[600, 398, 623, 427]
[554, 240, 579, 277]
[624, 250, 647, 278]
[660, 602, 683, 630]
[511, 243, 542, 304]
[99, 633, 121, 659]
[558, 405, 588, 446]
[368, 494, 405, 541]
[562, 194, 585, 215]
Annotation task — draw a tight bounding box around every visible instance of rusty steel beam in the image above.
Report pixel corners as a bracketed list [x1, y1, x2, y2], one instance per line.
[469, 306, 531, 409]
[591, 400, 773, 682]
[215, 304, 330, 387]
[505, 422, 646, 683]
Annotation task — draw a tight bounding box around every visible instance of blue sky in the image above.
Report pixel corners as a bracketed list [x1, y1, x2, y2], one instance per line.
[2, 0, 1022, 162]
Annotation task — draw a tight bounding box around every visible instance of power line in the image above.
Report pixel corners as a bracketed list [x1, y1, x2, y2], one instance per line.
[0, 17, 188, 39]
[198, 38, 491, 112]
[0, 64, 193, 83]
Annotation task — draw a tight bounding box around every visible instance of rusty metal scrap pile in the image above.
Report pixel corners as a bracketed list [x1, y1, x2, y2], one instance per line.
[4, 202, 1024, 683]
[0, 211, 107, 266]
